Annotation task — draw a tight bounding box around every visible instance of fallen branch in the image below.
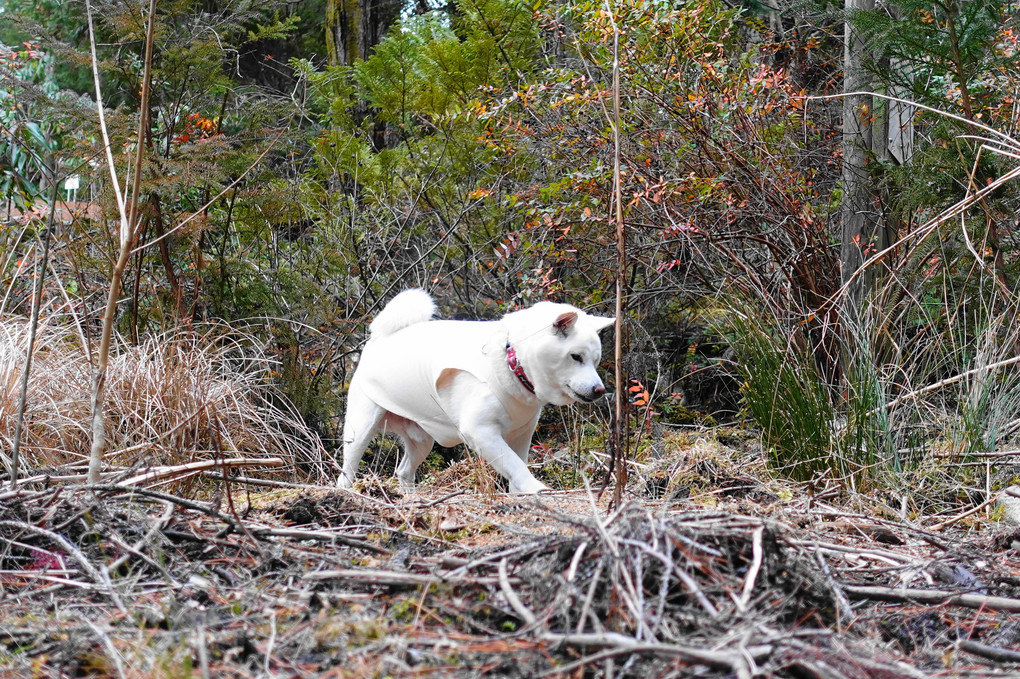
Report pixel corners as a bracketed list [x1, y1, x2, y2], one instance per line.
[934, 449, 1020, 459]
[499, 557, 537, 626]
[789, 538, 917, 565]
[738, 526, 764, 611]
[106, 501, 177, 582]
[252, 526, 391, 556]
[201, 474, 330, 490]
[495, 549, 764, 679]
[85, 620, 127, 679]
[87, 484, 252, 540]
[843, 584, 1020, 612]
[303, 567, 517, 588]
[121, 457, 284, 487]
[958, 639, 1020, 664]
[541, 632, 771, 679]
[928, 492, 1001, 531]
[0, 520, 126, 613]
[414, 490, 469, 508]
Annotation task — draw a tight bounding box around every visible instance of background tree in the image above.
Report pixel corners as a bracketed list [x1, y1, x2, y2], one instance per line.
[841, 0, 888, 310]
[851, 0, 1016, 290]
[326, 0, 403, 67]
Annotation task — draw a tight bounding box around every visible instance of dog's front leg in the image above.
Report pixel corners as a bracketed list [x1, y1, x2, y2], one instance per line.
[438, 371, 548, 494]
[458, 398, 548, 495]
[465, 424, 549, 494]
[506, 412, 541, 463]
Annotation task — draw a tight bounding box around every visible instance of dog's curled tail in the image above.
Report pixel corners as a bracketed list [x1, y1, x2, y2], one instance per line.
[369, 288, 437, 339]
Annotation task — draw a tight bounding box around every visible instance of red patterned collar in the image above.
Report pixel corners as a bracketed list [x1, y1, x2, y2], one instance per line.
[506, 342, 536, 394]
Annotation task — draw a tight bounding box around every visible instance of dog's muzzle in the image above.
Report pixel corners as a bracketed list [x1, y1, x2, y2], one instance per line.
[571, 384, 607, 403]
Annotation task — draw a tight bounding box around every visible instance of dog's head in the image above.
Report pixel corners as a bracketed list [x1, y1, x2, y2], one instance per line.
[512, 303, 614, 406]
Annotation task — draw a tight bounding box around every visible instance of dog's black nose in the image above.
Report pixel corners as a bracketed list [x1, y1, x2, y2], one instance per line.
[593, 385, 606, 397]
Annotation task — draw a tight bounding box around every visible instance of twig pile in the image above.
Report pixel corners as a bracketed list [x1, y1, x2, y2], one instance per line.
[1, 483, 1019, 677]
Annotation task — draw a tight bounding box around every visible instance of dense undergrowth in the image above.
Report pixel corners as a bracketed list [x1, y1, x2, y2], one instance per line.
[1, 0, 1020, 506]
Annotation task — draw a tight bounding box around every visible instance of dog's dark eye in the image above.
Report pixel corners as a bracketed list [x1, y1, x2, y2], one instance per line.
[570, 353, 583, 363]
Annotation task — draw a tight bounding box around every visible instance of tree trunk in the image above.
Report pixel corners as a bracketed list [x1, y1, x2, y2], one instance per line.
[88, 247, 132, 483]
[325, 0, 354, 67]
[325, 0, 401, 67]
[840, 0, 879, 307]
[605, 2, 627, 506]
[360, 0, 401, 61]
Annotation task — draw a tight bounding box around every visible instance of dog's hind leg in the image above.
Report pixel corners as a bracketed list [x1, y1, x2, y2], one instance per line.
[393, 423, 434, 491]
[338, 385, 383, 489]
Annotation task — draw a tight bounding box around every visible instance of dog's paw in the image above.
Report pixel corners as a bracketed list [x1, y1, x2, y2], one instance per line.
[509, 477, 550, 495]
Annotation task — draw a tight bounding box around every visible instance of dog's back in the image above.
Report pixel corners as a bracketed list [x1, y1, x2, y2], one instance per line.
[369, 288, 437, 339]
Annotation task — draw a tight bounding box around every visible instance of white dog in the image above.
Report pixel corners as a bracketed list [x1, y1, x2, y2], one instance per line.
[338, 289, 614, 494]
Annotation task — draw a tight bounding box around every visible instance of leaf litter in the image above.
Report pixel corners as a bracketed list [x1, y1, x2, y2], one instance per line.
[1, 476, 1019, 678]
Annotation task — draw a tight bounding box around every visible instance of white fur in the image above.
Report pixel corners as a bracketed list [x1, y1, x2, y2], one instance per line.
[368, 288, 436, 338]
[338, 291, 614, 494]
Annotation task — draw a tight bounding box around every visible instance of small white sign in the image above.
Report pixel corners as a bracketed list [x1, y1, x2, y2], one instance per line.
[64, 175, 80, 191]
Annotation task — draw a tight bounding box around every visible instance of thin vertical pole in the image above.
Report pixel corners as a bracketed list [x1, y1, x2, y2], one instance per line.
[9, 162, 59, 488]
[605, 2, 627, 506]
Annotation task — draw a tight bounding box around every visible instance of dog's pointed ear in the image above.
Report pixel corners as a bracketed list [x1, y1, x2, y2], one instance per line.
[590, 316, 616, 333]
[553, 311, 578, 336]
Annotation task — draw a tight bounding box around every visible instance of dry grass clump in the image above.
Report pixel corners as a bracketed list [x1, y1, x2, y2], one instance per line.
[0, 316, 327, 479]
[630, 428, 781, 503]
[426, 451, 501, 496]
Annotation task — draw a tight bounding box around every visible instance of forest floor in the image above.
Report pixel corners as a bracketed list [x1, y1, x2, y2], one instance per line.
[2, 444, 1020, 678]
